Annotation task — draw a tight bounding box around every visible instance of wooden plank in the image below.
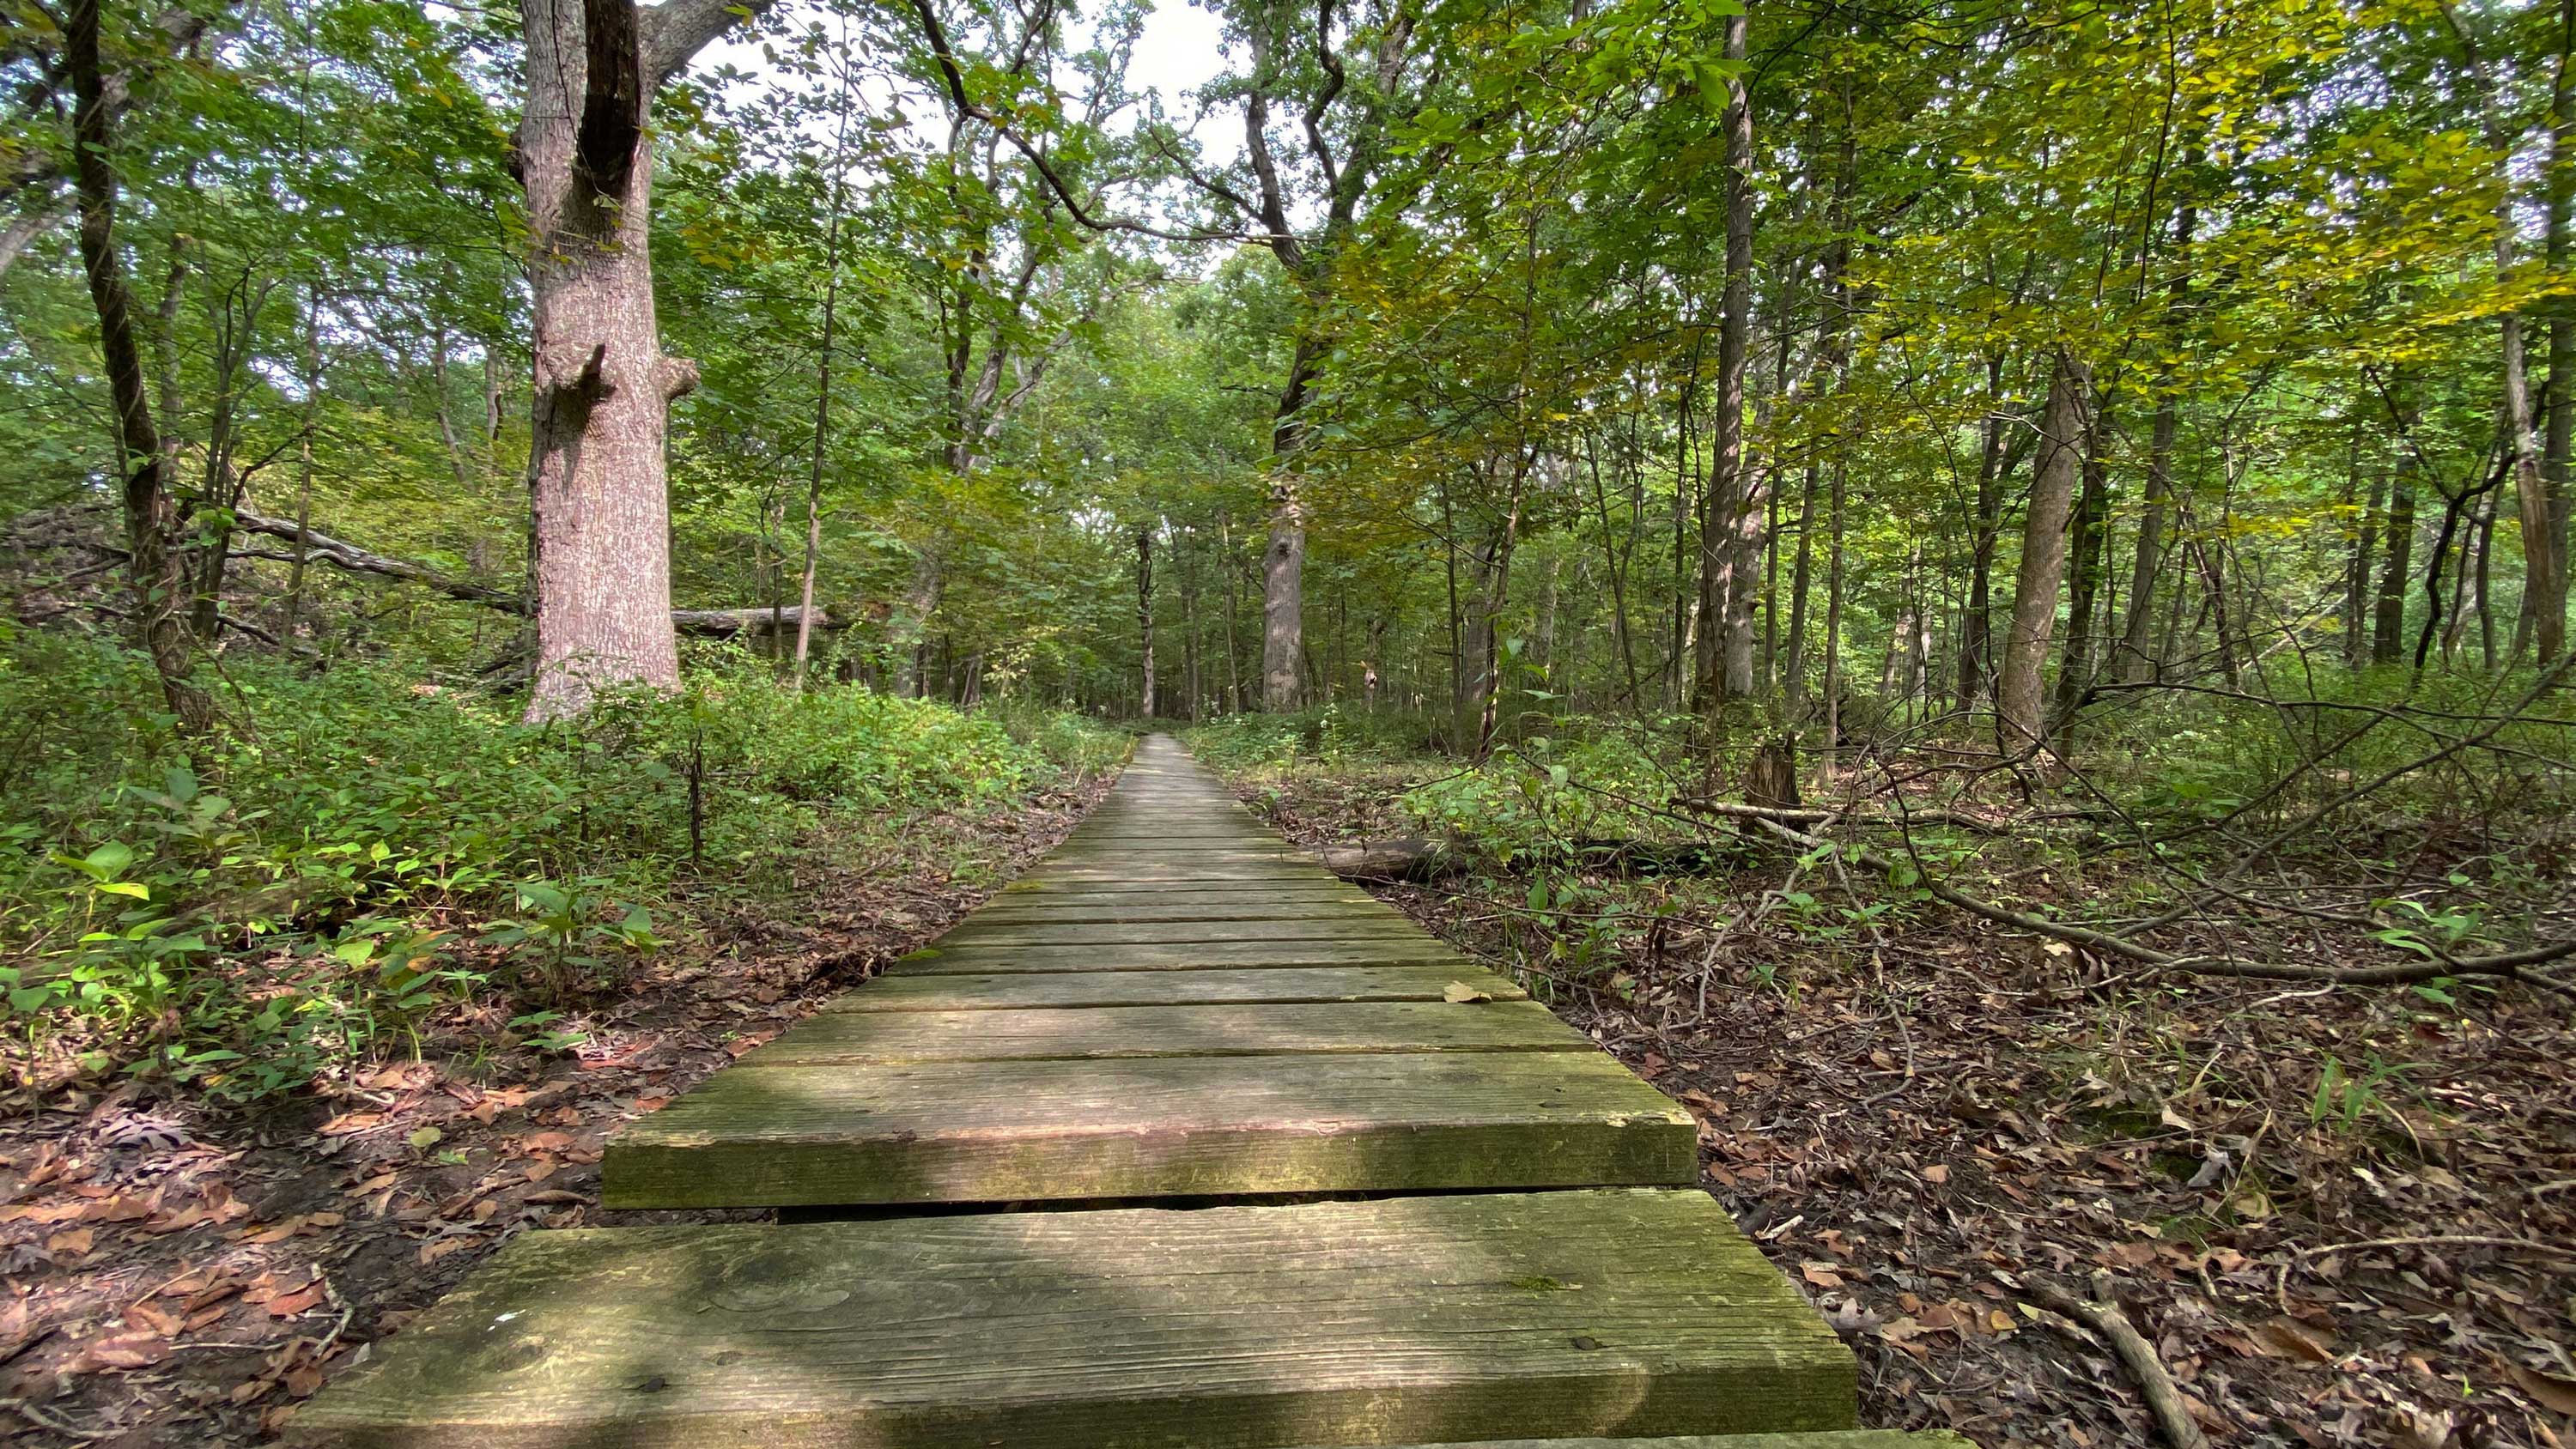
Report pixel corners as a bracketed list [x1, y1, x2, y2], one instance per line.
[823, 965, 1529, 1011]
[995, 878, 1372, 900]
[963, 900, 1405, 925]
[602, 1050, 1696, 1207]
[742, 1000, 1589, 1065]
[938, 919, 1432, 947]
[894, 940, 1465, 973]
[296, 1189, 1856, 1449]
[1341, 1436, 1969, 1449]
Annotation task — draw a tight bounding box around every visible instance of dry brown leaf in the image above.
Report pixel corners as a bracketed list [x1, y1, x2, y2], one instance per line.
[1443, 981, 1494, 1003]
[2505, 1361, 2576, 1416]
[65, 1329, 170, 1372]
[2251, 1315, 2336, 1363]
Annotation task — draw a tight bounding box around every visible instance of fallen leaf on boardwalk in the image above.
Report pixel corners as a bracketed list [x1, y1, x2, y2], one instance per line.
[1443, 981, 1494, 1003]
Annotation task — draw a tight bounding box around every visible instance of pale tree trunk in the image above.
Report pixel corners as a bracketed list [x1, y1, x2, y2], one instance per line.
[793, 64, 853, 688]
[1955, 354, 2009, 710]
[519, 0, 760, 720]
[1692, 9, 1756, 718]
[66, 0, 212, 732]
[1136, 523, 1156, 717]
[1996, 349, 2088, 750]
[2451, 7, 2566, 662]
[1261, 335, 1321, 711]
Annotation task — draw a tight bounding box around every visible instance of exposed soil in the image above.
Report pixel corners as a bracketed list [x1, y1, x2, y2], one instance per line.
[1240, 765, 2576, 1449]
[0, 773, 1112, 1446]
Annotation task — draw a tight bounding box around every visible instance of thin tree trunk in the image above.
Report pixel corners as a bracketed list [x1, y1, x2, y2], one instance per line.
[1220, 509, 1243, 712]
[1818, 459, 1846, 789]
[2052, 390, 2115, 746]
[1996, 349, 2089, 749]
[2375, 386, 2419, 666]
[793, 64, 854, 688]
[1136, 521, 1156, 717]
[1693, 9, 1758, 716]
[1783, 459, 1820, 712]
[2549, 0, 2574, 593]
[1956, 352, 2008, 709]
[66, 0, 212, 731]
[2348, 464, 2384, 665]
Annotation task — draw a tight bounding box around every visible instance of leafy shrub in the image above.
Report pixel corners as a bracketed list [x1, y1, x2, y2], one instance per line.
[0, 633, 1115, 1098]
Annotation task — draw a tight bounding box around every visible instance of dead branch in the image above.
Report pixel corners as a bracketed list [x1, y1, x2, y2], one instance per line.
[1738, 815, 2576, 997]
[2031, 1276, 2211, 1449]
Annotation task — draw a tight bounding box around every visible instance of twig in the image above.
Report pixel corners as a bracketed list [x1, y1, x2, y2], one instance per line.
[1, 1397, 111, 1441]
[2030, 1276, 2211, 1449]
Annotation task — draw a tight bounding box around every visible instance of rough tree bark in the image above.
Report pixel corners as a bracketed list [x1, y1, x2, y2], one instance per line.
[1996, 348, 2089, 749]
[518, 0, 763, 720]
[66, 0, 213, 732]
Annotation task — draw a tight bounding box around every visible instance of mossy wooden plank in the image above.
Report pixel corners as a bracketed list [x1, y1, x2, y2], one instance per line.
[938, 918, 1437, 948]
[995, 878, 1374, 901]
[1338, 1435, 1969, 1449]
[965, 899, 1405, 925]
[823, 966, 1529, 1011]
[743, 999, 1589, 1064]
[296, 1189, 1854, 1449]
[602, 1050, 1695, 1207]
[893, 939, 1464, 973]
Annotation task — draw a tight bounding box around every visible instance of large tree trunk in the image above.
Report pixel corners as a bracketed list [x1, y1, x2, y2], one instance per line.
[66, 0, 212, 732]
[1996, 349, 2088, 749]
[1261, 336, 1321, 711]
[519, 0, 750, 719]
[1692, 10, 1758, 718]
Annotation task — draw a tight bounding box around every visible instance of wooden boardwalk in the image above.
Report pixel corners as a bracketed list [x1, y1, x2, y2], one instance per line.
[300, 737, 1964, 1449]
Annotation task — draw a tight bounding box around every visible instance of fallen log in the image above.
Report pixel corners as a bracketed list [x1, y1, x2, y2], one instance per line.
[1318, 834, 1747, 882]
[231, 514, 829, 636]
[671, 605, 834, 637]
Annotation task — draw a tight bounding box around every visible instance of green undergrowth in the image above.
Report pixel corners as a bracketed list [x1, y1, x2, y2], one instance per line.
[0, 632, 1126, 1100]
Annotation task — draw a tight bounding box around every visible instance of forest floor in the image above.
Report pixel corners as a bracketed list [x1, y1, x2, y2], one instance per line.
[0, 771, 1111, 1446]
[1232, 761, 2576, 1449]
